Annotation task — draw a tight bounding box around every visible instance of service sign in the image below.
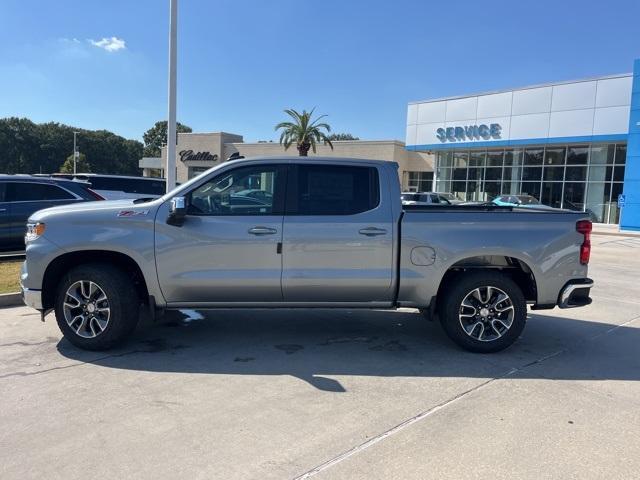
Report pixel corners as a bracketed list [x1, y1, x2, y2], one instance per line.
[436, 123, 502, 143]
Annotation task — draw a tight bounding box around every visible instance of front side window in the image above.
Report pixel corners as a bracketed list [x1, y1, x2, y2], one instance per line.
[187, 166, 281, 216]
[7, 182, 75, 201]
[287, 165, 379, 215]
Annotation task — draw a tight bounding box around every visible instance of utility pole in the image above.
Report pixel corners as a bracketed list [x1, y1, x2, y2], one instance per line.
[166, 0, 178, 192]
[73, 131, 79, 174]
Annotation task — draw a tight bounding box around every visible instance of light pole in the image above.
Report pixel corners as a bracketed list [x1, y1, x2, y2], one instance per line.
[166, 0, 178, 192]
[73, 131, 79, 174]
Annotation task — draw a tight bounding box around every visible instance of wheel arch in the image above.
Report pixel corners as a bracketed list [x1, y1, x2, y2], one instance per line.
[434, 254, 538, 313]
[42, 250, 150, 310]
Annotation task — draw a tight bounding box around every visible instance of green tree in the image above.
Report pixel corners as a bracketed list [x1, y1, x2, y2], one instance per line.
[327, 133, 359, 141]
[0, 117, 143, 175]
[60, 153, 91, 173]
[142, 120, 192, 157]
[275, 108, 333, 156]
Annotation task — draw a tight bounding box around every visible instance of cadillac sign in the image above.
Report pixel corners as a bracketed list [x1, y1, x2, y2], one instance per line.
[436, 123, 502, 143]
[179, 150, 219, 162]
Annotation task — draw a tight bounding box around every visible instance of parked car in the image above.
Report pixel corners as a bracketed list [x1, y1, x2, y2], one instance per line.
[401, 192, 452, 205]
[492, 194, 542, 207]
[435, 192, 463, 204]
[22, 157, 593, 353]
[47, 174, 166, 200]
[0, 176, 103, 251]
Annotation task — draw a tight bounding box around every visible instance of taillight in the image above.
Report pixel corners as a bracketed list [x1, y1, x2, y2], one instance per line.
[576, 220, 592, 265]
[87, 188, 106, 201]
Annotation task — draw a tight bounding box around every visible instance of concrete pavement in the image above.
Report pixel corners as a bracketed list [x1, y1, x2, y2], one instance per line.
[1, 234, 639, 479]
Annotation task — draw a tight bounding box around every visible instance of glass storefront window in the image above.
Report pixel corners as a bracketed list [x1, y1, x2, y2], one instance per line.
[453, 167, 467, 181]
[615, 145, 627, 164]
[487, 151, 504, 167]
[504, 149, 523, 166]
[542, 182, 563, 208]
[436, 167, 452, 181]
[543, 167, 564, 181]
[524, 148, 544, 165]
[588, 166, 608, 182]
[567, 146, 589, 165]
[563, 182, 586, 211]
[438, 151, 454, 167]
[453, 152, 469, 168]
[485, 168, 502, 181]
[610, 183, 624, 223]
[484, 182, 501, 200]
[520, 181, 541, 200]
[544, 147, 566, 165]
[590, 144, 615, 165]
[612, 166, 625, 182]
[565, 166, 587, 182]
[431, 143, 625, 223]
[585, 182, 610, 223]
[522, 167, 542, 181]
[469, 151, 486, 167]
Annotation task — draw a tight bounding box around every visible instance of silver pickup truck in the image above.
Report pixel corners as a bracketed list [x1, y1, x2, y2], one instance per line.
[21, 157, 594, 353]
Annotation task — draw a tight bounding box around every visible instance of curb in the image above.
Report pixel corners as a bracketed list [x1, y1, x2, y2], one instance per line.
[592, 230, 640, 238]
[0, 292, 24, 308]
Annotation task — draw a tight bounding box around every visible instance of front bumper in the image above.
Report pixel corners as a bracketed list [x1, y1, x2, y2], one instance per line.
[21, 286, 43, 310]
[558, 278, 594, 308]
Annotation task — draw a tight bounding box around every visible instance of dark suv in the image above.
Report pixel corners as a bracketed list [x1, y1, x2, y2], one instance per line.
[0, 176, 102, 251]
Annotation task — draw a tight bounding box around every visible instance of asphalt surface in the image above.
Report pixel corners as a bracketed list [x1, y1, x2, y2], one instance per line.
[1, 234, 639, 479]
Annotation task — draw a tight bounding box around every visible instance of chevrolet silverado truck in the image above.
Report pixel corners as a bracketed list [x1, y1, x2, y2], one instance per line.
[21, 157, 594, 353]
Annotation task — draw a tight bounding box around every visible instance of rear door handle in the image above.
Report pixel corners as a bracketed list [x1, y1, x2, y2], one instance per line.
[358, 227, 387, 236]
[248, 226, 278, 235]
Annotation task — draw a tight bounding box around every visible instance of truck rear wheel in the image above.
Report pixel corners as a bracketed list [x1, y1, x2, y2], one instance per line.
[54, 263, 140, 350]
[440, 271, 526, 353]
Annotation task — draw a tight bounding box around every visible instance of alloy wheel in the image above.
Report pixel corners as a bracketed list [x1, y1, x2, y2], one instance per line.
[458, 285, 514, 342]
[62, 280, 111, 338]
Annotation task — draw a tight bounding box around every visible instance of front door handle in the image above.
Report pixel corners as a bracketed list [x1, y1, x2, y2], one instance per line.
[358, 227, 387, 236]
[248, 226, 278, 235]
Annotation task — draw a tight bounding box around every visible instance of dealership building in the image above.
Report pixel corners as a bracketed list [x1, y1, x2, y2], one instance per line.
[406, 59, 640, 229]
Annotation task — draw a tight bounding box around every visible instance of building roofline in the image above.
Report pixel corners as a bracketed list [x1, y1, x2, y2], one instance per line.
[226, 139, 406, 146]
[408, 72, 633, 105]
[177, 131, 243, 137]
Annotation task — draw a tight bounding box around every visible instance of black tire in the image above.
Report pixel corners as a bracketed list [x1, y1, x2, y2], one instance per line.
[440, 271, 526, 353]
[54, 263, 140, 350]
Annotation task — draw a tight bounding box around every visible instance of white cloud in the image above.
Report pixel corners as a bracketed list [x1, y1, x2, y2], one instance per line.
[89, 37, 126, 52]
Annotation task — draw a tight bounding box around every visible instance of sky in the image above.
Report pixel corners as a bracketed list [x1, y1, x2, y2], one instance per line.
[1, 0, 639, 144]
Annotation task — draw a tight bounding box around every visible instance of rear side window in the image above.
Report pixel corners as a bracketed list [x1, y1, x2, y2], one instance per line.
[0, 182, 6, 202]
[287, 165, 379, 215]
[7, 182, 75, 201]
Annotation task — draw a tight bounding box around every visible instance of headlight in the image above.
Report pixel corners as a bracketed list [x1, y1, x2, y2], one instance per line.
[25, 222, 46, 243]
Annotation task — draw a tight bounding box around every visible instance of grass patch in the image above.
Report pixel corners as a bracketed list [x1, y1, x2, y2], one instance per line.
[0, 260, 22, 294]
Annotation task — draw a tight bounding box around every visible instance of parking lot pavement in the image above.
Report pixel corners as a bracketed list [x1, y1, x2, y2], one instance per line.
[1, 235, 639, 480]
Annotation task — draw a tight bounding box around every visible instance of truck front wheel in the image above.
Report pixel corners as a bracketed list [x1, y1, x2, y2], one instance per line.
[440, 271, 526, 353]
[54, 263, 140, 350]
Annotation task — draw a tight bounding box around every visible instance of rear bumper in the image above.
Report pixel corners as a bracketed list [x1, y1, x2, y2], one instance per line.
[21, 286, 43, 310]
[558, 278, 594, 309]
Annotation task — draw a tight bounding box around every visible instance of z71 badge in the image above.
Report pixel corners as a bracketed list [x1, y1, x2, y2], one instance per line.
[117, 210, 149, 217]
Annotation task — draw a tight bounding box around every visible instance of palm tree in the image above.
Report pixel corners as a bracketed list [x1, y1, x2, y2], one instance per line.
[275, 108, 333, 156]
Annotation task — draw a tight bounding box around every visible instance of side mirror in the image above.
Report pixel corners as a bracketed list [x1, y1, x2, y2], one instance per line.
[167, 196, 186, 226]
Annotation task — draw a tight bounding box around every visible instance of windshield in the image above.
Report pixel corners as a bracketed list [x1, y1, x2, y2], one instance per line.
[517, 195, 540, 205]
[401, 193, 420, 202]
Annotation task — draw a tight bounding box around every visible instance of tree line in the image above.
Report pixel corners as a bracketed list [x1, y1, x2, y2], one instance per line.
[0, 117, 143, 175]
[0, 113, 359, 175]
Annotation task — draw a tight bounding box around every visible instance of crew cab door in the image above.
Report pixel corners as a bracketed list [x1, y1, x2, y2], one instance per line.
[281, 164, 395, 303]
[155, 164, 286, 304]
